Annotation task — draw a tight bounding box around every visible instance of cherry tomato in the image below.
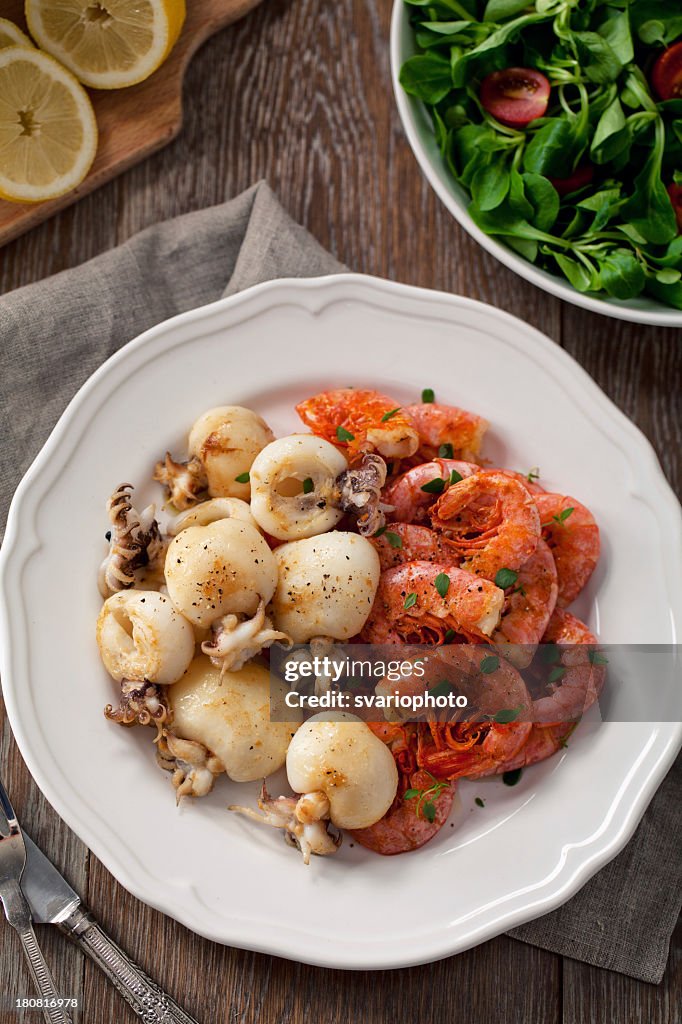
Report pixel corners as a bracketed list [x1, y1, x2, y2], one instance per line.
[651, 41, 682, 100]
[549, 163, 594, 197]
[667, 184, 682, 232]
[480, 67, 551, 128]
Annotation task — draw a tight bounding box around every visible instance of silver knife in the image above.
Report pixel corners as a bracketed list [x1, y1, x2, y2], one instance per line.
[23, 834, 199, 1024]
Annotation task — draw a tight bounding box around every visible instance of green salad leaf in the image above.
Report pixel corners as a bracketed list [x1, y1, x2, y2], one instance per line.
[399, 0, 682, 308]
[400, 53, 453, 104]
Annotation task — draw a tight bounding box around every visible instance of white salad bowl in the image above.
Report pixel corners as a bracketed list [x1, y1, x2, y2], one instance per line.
[390, 1, 682, 327]
[0, 274, 680, 968]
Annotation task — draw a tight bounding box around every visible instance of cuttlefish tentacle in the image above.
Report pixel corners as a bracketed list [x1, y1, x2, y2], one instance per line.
[98, 483, 164, 597]
[156, 729, 224, 801]
[153, 453, 208, 510]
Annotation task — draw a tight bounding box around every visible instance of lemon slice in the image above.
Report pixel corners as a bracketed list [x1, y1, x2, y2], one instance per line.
[25, 0, 186, 90]
[0, 47, 98, 203]
[0, 18, 33, 49]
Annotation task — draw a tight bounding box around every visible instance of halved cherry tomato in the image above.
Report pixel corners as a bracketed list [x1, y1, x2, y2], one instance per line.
[651, 41, 682, 100]
[549, 163, 594, 197]
[667, 184, 682, 232]
[480, 67, 550, 128]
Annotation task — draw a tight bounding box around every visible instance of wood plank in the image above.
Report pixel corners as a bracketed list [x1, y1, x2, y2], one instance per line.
[561, 309, 682, 497]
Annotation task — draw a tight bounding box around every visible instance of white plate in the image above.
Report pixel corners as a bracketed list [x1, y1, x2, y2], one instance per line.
[390, 2, 682, 327]
[1, 274, 680, 969]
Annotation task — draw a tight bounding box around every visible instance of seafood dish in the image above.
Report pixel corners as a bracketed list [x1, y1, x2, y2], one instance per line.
[96, 387, 603, 863]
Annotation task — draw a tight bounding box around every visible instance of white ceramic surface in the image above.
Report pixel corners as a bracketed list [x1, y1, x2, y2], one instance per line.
[390, 2, 682, 327]
[1, 274, 680, 969]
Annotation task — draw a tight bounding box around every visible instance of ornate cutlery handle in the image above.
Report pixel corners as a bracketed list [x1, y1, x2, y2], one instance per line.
[2, 879, 73, 1024]
[59, 906, 199, 1024]
[17, 921, 73, 1024]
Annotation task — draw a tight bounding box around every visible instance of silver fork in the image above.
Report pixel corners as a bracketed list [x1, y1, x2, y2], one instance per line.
[0, 780, 73, 1024]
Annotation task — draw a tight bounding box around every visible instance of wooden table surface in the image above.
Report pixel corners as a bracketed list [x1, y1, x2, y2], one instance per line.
[0, 2, 680, 1022]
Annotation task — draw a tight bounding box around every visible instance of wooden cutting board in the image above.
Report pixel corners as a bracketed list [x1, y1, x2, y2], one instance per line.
[0, 0, 262, 246]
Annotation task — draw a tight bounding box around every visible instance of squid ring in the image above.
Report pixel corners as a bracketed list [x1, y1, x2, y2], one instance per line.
[249, 434, 348, 541]
[97, 590, 194, 685]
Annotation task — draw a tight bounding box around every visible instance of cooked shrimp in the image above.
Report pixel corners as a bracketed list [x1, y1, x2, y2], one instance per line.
[403, 402, 488, 462]
[531, 609, 605, 723]
[492, 539, 558, 667]
[409, 644, 533, 779]
[375, 642, 532, 722]
[427, 609, 601, 777]
[296, 388, 419, 459]
[385, 459, 478, 523]
[431, 471, 541, 579]
[491, 722, 575, 775]
[535, 493, 600, 606]
[372, 523, 459, 571]
[434, 644, 533, 717]
[493, 469, 545, 495]
[418, 720, 533, 781]
[349, 723, 455, 855]
[359, 561, 504, 644]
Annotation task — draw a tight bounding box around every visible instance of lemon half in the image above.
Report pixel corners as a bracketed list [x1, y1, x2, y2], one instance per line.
[0, 17, 33, 49]
[0, 46, 98, 202]
[25, 0, 186, 90]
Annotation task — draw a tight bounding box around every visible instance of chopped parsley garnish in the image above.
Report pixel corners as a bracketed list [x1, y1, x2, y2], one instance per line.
[553, 507, 575, 525]
[434, 572, 450, 598]
[385, 531, 403, 549]
[527, 467, 540, 482]
[420, 476, 446, 495]
[404, 592, 418, 610]
[539, 643, 561, 665]
[422, 802, 437, 823]
[336, 425, 355, 442]
[449, 469, 463, 484]
[548, 666, 567, 685]
[494, 568, 518, 590]
[373, 525, 388, 538]
[428, 679, 455, 699]
[480, 654, 500, 675]
[475, 797, 485, 808]
[492, 706, 523, 724]
[381, 407, 401, 422]
[421, 388, 435, 404]
[589, 650, 609, 666]
[302, 477, 314, 494]
[444, 628, 456, 643]
[403, 771, 448, 822]
[438, 443, 454, 459]
[234, 472, 250, 484]
[503, 768, 523, 787]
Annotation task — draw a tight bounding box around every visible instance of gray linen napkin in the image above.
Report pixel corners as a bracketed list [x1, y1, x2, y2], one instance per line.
[0, 181, 679, 983]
